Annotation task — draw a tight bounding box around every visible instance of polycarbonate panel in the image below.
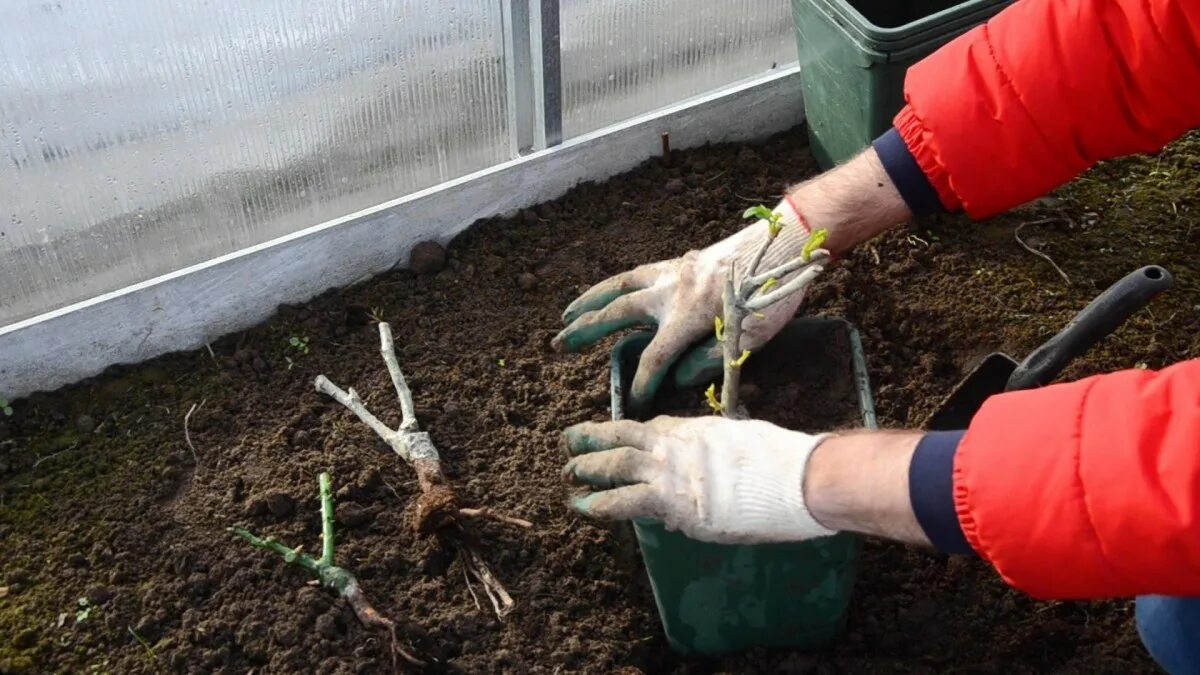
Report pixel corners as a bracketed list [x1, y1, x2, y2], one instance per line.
[0, 1, 509, 325]
[560, 0, 797, 138]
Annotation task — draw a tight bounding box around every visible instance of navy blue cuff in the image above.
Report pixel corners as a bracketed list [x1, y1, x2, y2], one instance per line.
[872, 127, 944, 217]
[909, 430, 975, 555]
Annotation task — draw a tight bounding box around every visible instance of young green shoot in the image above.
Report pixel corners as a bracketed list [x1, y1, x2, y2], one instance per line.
[704, 384, 724, 414]
[0, 398, 11, 416]
[127, 626, 158, 661]
[76, 597, 94, 623]
[289, 335, 310, 355]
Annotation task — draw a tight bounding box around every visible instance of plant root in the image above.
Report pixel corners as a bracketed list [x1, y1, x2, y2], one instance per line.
[1015, 219, 1072, 284]
[315, 322, 528, 620]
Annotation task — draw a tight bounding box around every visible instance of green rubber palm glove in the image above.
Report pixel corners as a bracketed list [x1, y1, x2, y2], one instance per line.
[551, 197, 818, 412]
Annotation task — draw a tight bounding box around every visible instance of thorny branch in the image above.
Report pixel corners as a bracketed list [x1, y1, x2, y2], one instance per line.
[230, 472, 426, 672]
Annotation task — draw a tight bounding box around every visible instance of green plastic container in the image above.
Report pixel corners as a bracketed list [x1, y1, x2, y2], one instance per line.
[791, 0, 1012, 168]
[609, 318, 877, 655]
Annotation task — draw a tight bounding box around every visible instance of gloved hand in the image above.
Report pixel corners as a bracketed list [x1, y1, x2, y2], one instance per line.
[552, 196, 819, 413]
[562, 416, 836, 544]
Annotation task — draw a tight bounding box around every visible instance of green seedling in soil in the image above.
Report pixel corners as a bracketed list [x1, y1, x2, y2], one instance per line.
[75, 597, 94, 624]
[315, 323, 532, 620]
[127, 626, 158, 662]
[710, 205, 831, 417]
[289, 335, 310, 354]
[1, 397, 12, 416]
[230, 472, 425, 671]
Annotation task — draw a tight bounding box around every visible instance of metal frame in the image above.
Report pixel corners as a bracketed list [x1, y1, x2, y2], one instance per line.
[0, 67, 804, 399]
[502, 0, 563, 155]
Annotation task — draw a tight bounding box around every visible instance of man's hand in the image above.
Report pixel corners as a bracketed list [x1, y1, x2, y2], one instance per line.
[561, 416, 836, 544]
[551, 148, 912, 412]
[552, 197, 817, 412]
[562, 417, 932, 547]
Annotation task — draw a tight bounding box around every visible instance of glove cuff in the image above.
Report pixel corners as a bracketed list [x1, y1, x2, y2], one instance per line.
[729, 433, 837, 542]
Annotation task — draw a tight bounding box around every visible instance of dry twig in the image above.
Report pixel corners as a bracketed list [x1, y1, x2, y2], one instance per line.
[1015, 219, 1071, 284]
[183, 399, 206, 464]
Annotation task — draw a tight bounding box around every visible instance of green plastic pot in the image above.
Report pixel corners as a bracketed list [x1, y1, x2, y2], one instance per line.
[609, 317, 877, 655]
[791, 0, 1012, 168]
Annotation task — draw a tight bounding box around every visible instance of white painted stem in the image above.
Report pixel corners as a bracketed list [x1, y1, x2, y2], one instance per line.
[719, 267, 746, 419]
[744, 249, 830, 291]
[378, 322, 418, 431]
[746, 264, 825, 312]
[313, 375, 413, 460]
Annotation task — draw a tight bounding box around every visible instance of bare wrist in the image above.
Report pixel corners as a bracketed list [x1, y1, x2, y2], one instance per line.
[786, 147, 912, 254]
[802, 430, 929, 545]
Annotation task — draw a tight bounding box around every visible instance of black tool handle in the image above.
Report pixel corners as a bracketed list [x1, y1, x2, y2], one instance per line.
[1006, 265, 1173, 391]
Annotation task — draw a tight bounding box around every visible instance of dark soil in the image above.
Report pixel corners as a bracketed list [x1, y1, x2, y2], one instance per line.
[654, 320, 864, 434]
[2, 126, 1197, 674]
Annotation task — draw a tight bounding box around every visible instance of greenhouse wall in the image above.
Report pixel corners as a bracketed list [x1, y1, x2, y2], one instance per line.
[0, 0, 801, 398]
[1, 0, 797, 327]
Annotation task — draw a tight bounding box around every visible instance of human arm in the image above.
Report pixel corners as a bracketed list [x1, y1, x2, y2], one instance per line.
[552, 148, 913, 413]
[895, 0, 1200, 217]
[952, 358, 1200, 599]
[562, 416, 932, 547]
[555, 0, 1200, 411]
[565, 359, 1200, 598]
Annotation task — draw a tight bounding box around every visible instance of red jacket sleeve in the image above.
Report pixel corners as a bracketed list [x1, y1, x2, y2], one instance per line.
[896, 0, 1200, 218]
[955, 359, 1200, 599]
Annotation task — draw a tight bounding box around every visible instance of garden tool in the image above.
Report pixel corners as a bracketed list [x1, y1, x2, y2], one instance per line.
[925, 265, 1173, 431]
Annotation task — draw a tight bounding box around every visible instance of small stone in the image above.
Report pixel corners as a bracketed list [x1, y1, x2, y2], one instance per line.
[244, 497, 269, 518]
[265, 492, 295, 518]
[315, 614, 341, 639]
[737, 147, 760, 164]
[134, 615, 160, 642]
[356, 468, 382, 493]
[664, 178, 685, 194]
[409, 241, 447, 275]
[108, 566, 134, 584]
[67, 553, 89, 568]
[85, 585, 113, 605]
[75, 415, 96, 434]
[228, 477, 245, 503]
[12, 628, 37, 650]
[517, 272, 538, 291]
[273, 619, 300, 648]
[338, 505, 372, 529]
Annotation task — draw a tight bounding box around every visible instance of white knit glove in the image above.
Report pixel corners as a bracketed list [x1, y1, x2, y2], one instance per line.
[562, 416, 835, 544]
[552, 196, 821, 413]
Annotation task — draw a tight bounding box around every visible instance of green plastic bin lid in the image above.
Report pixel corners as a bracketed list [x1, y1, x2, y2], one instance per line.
[805, 0, 1013, 53]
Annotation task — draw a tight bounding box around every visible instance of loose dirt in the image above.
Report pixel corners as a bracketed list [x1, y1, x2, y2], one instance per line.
[2, 127, 1196, 674]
